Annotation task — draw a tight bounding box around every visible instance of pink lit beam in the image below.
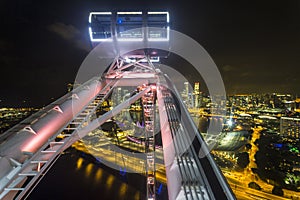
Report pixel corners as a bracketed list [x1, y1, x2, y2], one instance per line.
[61, 86, 152, 150]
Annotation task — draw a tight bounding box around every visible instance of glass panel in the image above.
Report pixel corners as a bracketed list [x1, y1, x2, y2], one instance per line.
[116, 14, 143, 39]
[91, 14, 112, 39]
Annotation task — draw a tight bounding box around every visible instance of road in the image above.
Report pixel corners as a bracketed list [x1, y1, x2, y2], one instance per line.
[219, 127, 300, 199]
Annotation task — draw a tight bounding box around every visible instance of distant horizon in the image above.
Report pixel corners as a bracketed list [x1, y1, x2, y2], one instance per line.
[1, 89, 299, 108]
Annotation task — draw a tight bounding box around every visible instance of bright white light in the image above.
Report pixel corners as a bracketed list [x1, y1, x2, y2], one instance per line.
[148, 26, 170, 42]
[89, 11, 170, 42]
[125, 57, 135, 63]
[117, 12, 142, 15]
[116, 38, 144, 42]
[89, 12, 112, 23]
[89, 26, 113, 42]
[88, 27, 93, 41]
[227, 119, 233, 127]
[90, 38, 113, 42]
[148, 11, 169, 23]
[147, 11, 170, 41]
[150, 57, 160, 62]
[139, 57, 160, 63]
[148, 37, 169, 42]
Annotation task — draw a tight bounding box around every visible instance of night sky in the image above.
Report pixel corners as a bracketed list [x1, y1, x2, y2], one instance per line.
[1, 0, 300, 107]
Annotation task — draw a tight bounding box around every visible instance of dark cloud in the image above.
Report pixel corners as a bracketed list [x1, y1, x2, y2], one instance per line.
[222, 65, 235, 72]
[47, 22, 91, 52]
[48, 22, 80, 40]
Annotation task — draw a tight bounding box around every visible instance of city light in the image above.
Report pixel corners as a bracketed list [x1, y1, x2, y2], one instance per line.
[227, 119, 233, 127]
[1, 4, 300, 200]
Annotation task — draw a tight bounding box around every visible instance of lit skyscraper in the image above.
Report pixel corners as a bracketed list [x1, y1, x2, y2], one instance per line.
[194, 82, 200, 108]
[280, 117, 300, 139]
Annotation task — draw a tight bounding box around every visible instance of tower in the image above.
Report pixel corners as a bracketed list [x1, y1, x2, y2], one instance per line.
[194, 82, 200, 108]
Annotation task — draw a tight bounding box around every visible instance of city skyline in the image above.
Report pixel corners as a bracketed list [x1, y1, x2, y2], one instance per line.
[1, 82, 300, 199]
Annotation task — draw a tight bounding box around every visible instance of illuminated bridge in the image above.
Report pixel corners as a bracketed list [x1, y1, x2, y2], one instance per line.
[0, 11, 235, 200]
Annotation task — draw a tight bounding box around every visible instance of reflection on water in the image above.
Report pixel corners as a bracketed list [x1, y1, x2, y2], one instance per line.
[106, 174, 114, 190]
[85, 163, 93, 178]
[28, 148, 168, 200]
[76, 157, 83, 170]
[95, 168, 103, 182]
[27, 148, 148, 200]
[119, 183, 127, 197]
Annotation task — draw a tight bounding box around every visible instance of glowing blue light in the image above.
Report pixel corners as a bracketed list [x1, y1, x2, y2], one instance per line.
[274, 143, 283, 148]
[117, 18, 122, 24]
[157, 183, 163, 195]
[96, 158, 102, 163]
[119, 167, 126, 176]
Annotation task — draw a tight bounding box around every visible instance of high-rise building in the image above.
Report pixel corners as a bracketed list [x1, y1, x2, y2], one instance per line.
[181, 82, 189, 107]
[280, 117, 300, 140]
[184, 82, 189, 97]
[112, 87, 122, 106]
[194, 82, 200, 108]
[181, 82, 199, 108]
[194, 82, 200, 94]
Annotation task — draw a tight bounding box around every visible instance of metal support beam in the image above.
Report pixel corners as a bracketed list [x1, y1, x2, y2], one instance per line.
[61, 86, 152, 150]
